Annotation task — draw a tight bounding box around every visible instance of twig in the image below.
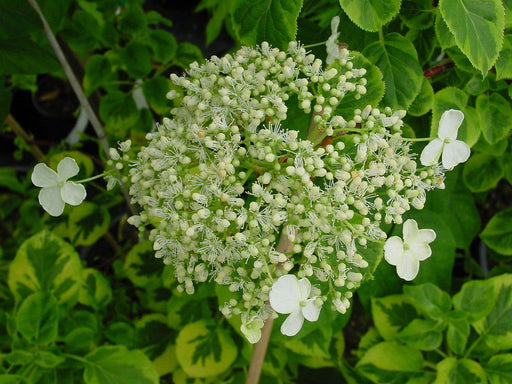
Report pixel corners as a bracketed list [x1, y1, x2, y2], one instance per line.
[5, 114, 45, 161]
[245, 232, 294, 384]
[26, 0, 110, 157]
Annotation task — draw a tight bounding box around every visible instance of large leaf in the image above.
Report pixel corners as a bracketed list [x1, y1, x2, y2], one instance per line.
[473, 274, 512, 350]
[175, 320, 237, 378]
[397, 319, 443, 351]
[0, 0, 40, 38]
[463, 153, 504, 193]
[453, 279, 495, 323]
[119, 41, 153, 79]
[371, 295, 419, 340]
[476, 93, 512, 145]
[0, 38, 59, 75]
[446, 311, 470, 356]
[147, 30, 177, 64]
[362, 33, 423, 109]
[123, 240, 163, 289]
[8, 231, 82, 306]
[68, 202, 110, 246]
[439, 0, 505, 74]
[495, 34, 512, 80]
[78, 268, 112, 310]
[232, 0, 303, 49]
[339, 0, 402, 32]
[481, 207, 512, 256]
[16, 292, 59, 345]
[434, 358, 487, 384]
[403, 283, 451, 321]
[485, 354, 512, 384]
[84, 346, 159, 384]
[408, 77, 434, 117]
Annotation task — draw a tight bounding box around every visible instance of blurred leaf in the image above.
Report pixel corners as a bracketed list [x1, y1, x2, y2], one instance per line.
[453, 279, 495, 323]
[484, 354, 512, 384]
[143, 76, 172, 115]
[119, 41, 153, 78]
[99, 90, 139, 131]
[435, 13, 456, 49]
[0, 167, 24, 194]
[408, 77, 434, 117]
[371, 295, 419, 340]
[434, 358, 486, 384]
[174, 42, 205, 69]
[232, 0, 303, 49]
[403, 283, 451, 320]
[476, 93, 512, 144]
[16, 292, 59, 345]
[400, 0, 435, 30]
[78, 268, 112, 310]
[397, 319, 443, 351]
[84, 346, 159, 384]
[84, 55, 115, 95]
[481, 207, 512, 256]
[439, 0, 505, 74]
[339, 0, 401, 32]
[68, 202, 110, 246]
[118, 5, 146, 35]
[446, 310, 470, 356]
[495, 34, 512, 80]
[0, 38, 59, 75]
[124, 240, 162, 289]
[463, 153, 504, 192]
[147, 30, 177, 64]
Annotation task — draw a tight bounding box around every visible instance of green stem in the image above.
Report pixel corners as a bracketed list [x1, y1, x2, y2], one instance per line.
[434, 348, 448, 359]
[382, 131, 433, 142]
[75, 170, 115, 184]
[303, 41, 327, 49]
[463, 333, 485, 359]
[378, 28, 385, 43]
[63, 353, 90, 365]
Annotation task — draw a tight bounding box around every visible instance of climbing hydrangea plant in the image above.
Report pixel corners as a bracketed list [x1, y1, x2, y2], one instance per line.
[108, 21, 466, 343]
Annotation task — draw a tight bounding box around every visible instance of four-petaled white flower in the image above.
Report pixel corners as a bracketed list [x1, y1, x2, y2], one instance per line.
[240, 315, 264, 344]
[420, 109, 470, 169]
[269, 274, 322, 336]
[31, 157, 86, 216]
[384, 219, 436, 281]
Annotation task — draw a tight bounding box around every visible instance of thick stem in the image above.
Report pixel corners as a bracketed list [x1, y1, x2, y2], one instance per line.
[245, 232, 294, 384]
[26, 0, 110, 157]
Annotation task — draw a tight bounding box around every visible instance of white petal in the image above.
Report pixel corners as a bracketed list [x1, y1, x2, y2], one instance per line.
[297, 277, 312, 300]
[302, 299, 321, 322]
[57, 157, 80, 181]
[403, 219, 419, 243]
[438, 109, 464, 140]
[420, 139, 444, 166]
[442, 140, 471, 169]
[416, 228, 436, 244]
[396, 252, 420, 281]
[39, 187, 65, 216]
[409, 242, 433, 262]
[384, 236, 404, 266]
[280, 310, 304, 337]
[31, 163, 58, 187]
[269, 275, 300, 314]
[61, 182, 87, 206]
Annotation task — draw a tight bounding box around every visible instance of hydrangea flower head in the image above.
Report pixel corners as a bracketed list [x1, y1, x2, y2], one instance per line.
[269, 274, 322, 336]
[31, 157, 86, 216]
[384, 219, 436, 281]
[420, 109, 470, 169]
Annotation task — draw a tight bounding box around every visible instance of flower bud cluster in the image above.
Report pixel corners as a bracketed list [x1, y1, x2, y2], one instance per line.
[121, 42, 445, 341]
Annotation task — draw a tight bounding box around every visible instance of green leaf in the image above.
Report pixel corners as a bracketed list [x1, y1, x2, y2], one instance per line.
[464, 76, 490, 96]
[0, 83, 12, 126]
[481, 207, 512, 256]
[435, 13, 456, 49]
[0, 375, 24, 384]
[407, 27, 437, 66]
[175, 320, 238, 378]
[334, 51, 384, 118]
[147, 30, 177, 64]
[99, 90, 140, 131]
[356, 341, 425, 382]
[118, 6, 146, 35]
[446, 47, 479, 74]
[485, 354, 512, 384]
[84, 55, 115, 95]
[400, 0, 435, 30]
[463, 153, 504, 193]
[473, 274, 512, 350]
[78, 268, 112, 310]
[119, 41, 153, 78]
[33, 350, 66, 368]
[204, 0, 232, 46]
[408, 77, 434, 116]
[16, 292, 59, 345]
[339, 0, 402, 32]
[495, 34, 512, 80]
[68, 202, 110, 246]
[439, 0, 505, 74]
[0, 167, 24, 194]
[49, 150, 95, 180]
[84, 345, 159, 384]
[403, 283, 451, 320]
[453, 279, 495, 323]
[397, 319, 443, 351]
[123, 241, 162, 289]
[0, 0, 40, 38]
[8, 231, 82, 306]
[446, 311, 470, 356]
[362, 33, 423, 109]
[434, 358, 487, 384]
[143, 77, 172, 115]
[371, 295, 419, 340]
[105, 322, 135, 348]
[60, 310, 100, 354]
[0, 38, 59, 75]
[476, 93, 512, 144]
[232, 0, 303, 49]
[283, 324, 332, 358]
[173, 42, 205, 69]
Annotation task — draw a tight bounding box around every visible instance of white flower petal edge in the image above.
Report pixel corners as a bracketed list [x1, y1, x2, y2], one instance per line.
[420, 109, 470, 169]
[326, 16, 340, 65]
[384, 219, 436, 281]
[31, 157, 87, 216]
[269, 274, 322, 337]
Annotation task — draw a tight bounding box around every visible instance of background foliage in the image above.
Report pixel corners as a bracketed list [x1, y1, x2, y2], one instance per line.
[1, 0, 512, 383]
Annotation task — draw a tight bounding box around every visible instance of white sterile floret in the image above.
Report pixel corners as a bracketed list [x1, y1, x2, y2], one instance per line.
[420, 109, 470, 169]
[269, 274, 322, 336]
[240, 315, 265, 344]
[384, 219, 436, 281]
[31, 157, 86, 216]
